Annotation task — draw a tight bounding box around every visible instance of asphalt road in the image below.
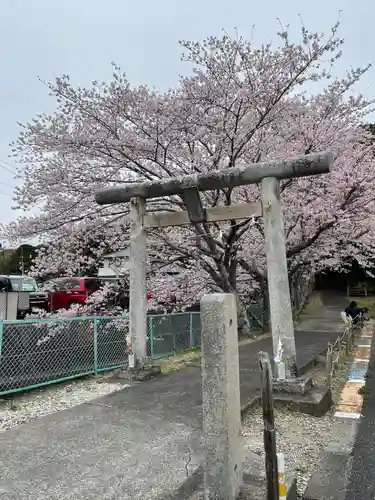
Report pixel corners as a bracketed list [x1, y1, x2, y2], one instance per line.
[345, 327, 375, 500]
[0, 328, 341, 500]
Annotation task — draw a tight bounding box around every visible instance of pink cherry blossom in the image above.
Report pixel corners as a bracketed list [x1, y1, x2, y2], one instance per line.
[2, 21, 375, 330]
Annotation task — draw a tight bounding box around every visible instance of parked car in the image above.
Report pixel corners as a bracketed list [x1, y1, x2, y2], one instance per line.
[8, 275, 49, 313]
[39, 277, 101, 310]
[39, 276, 151, 311]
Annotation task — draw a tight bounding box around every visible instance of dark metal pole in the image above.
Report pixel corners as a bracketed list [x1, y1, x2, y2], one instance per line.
[259, 351, 279, 500]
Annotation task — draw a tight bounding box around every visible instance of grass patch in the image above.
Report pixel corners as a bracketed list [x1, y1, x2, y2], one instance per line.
[238, 332, 271, 344]
[152, 333, 273, 374]
[358, 384, 369, 396]
[152, 348, 201, 373]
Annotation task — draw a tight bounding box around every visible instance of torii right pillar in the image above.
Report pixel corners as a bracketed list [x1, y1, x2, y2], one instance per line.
[261, 176, 297, 379]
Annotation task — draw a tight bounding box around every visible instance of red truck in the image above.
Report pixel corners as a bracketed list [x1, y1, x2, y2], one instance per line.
[40, 277, 151, 311]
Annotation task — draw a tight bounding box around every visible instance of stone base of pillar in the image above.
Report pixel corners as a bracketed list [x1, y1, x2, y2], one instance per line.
[272, 377, 314, 396]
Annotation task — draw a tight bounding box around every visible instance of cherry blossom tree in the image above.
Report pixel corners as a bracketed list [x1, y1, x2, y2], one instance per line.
[3, 21, 375, 331]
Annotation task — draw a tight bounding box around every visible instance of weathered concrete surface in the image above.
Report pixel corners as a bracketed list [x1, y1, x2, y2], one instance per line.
[184, 475, 298, 500]
[129, 196, 147, 367]
[95, 151, 331, 205]
[200, 294, 242, 499]
[295, 298, 347, 334]
[303, 326, 374, 500]
[303, 452, 353, 500]
[262, 176, 297, 378]
[273, 377, 313, 395]
[303, 419, 358, 500]
[295, 318, 345, 333]
[273, 385, 332, 417]
[172, 451, 297, 500]
[0, 299, 346, 500]
[241, 450, 298, 500]
[327, 418, 359, 455]
[345, 325, 375, 500]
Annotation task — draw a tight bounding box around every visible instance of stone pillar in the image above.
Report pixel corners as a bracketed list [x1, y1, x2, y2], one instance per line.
[129, 196, 147, 368]
[200, 293, 243, 500]
[261, 177, 297, 378]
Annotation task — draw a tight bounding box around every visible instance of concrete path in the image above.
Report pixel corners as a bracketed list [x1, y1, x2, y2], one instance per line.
[0, 295, 347, 500]
[303, 321, 374, 500]
[345, 327, 375, 500]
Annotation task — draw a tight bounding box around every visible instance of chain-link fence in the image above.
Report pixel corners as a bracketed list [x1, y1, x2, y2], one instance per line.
[0, 312, 202, 394]
[147, 312, 201, 359]
[247, 303, 269, 331]
[0, 315, 129, 395]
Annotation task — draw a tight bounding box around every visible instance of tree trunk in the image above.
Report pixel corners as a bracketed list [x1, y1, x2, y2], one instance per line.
[236, 293, 251, 337]
[227, 259, 251, 337]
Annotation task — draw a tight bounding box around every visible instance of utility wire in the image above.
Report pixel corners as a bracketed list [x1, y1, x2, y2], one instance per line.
[0, 179, 14, 189]
[0, 190, 12, 198]
[0, 158, 17, 169]
[0, 160, 17, 175]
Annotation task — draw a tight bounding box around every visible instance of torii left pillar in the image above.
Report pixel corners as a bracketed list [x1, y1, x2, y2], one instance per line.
[129, 196, 147, 368]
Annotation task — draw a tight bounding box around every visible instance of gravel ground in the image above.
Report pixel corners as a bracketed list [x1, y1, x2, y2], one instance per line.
[0, 377, 125, 432]
[243, 407, 335, 497]
[241, 324, 362, 498]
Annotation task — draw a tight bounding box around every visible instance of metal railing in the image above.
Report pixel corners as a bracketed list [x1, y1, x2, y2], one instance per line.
[326, 323, 356, 388]
[0, 315, 129, 395]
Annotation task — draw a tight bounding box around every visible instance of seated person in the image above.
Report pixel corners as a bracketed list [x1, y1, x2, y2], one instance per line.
[344, 301, 368, 324]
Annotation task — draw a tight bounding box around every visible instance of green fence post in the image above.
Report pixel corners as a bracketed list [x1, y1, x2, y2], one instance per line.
[189, 314, 194, 349]
[149, 316, 154, 359]
[0, 318, 3, 357]
[93, 317, 98, 374]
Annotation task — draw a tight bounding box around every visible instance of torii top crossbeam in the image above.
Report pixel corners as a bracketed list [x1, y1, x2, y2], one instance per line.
[95, 152, 331, 205]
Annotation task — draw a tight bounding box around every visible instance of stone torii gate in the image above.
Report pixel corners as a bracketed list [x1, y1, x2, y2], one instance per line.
[95, 152, 331, 379]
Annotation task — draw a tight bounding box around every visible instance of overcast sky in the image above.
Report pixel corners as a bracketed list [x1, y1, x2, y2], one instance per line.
[0, 0, 373, 239]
